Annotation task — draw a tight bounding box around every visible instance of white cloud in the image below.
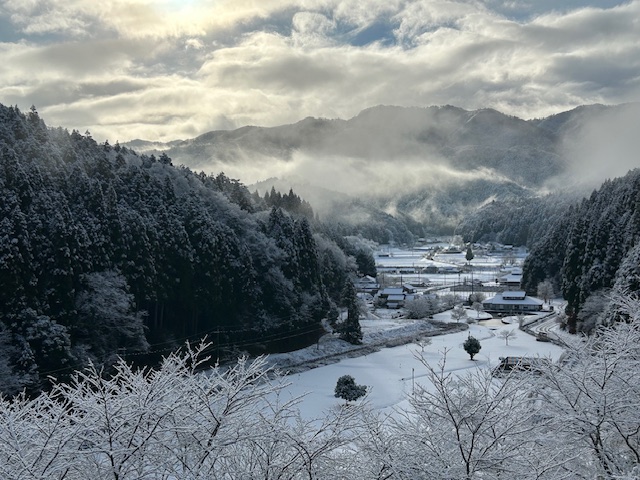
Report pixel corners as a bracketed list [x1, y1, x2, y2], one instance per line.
[0, 0, 638, 142]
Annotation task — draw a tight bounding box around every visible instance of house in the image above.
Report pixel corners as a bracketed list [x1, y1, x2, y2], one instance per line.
[402, 284, 418, 294]
[376, 286, 421, 309]
[482, 291, 543, 314]
[354, 275, 380, 294]
[497, 272, 522, 288]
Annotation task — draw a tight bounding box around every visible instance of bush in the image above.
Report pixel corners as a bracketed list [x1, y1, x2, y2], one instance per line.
[463, 335, 481, 360]
[334, 375, 367, 401]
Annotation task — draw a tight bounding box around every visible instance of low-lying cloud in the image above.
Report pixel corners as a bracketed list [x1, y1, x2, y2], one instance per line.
[558, 103, 640, 188]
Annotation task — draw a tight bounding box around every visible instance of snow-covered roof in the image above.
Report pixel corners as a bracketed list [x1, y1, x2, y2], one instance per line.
[499, 273, 522, 283]
[483, 292, 543, 306]
[387, 294, 406, 301]
[357, 275, 377, 284]
[502, 291, 526, 300]
[380, 288, 404, 295]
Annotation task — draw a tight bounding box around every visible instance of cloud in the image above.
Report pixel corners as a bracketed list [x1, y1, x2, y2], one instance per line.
[558, 103, 640, 188]
[0, 0, 638, 144]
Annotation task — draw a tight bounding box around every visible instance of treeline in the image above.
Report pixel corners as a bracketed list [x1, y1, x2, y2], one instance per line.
[522, 169, 640, 333]
[0, 104, 374, 395]
[457, 193, 575, 247]
[260, 186, 314, 218]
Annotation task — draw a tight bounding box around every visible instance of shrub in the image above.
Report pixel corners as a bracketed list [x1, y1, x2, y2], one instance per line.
[463, 335, 482, 360]
[334, 375, 367, 401]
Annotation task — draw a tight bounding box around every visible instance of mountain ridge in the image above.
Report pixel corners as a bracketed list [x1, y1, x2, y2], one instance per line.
[125, 102, 640, 237]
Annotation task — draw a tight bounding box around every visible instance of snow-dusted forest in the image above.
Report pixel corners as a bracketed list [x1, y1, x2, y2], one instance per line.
[2, 292, 639, 479]
[0, 104, 373, 394]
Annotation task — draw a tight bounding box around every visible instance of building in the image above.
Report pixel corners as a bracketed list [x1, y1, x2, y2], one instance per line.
[482, 291, 543, 314]
[497, 268, 523, 288]
[376, 286, 421, 309]
[354, 275, 380, 294]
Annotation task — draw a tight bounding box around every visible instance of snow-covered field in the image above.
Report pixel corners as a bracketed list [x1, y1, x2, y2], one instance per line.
[275, 309, 564, 420]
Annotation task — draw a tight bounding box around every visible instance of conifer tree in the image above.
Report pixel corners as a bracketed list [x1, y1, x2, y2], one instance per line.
[463, 335, 481, 360]
[339, 280, 362, 345]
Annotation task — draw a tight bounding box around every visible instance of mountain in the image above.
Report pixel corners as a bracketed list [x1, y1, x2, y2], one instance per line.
[126, 103, 640, 238]
[131, 105, 561, 184]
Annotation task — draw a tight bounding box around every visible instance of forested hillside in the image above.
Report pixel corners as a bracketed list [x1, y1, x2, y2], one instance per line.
[0, 104, 371, 395]
[522, 169, 640, 333]
[457, 193, 577, 247]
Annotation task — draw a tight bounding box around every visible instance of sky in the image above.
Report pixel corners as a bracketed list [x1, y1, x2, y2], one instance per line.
[1, 0, 638, 143]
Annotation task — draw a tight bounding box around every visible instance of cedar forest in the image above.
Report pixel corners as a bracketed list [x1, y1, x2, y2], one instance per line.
[0, 104, 374, 395]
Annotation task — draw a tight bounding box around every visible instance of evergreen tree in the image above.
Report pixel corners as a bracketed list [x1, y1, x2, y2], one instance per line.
[339, 280, 362, 345]
[334, 374, 367, 401]
[463, 335, 481, 360]
[465, 246, 474, 263]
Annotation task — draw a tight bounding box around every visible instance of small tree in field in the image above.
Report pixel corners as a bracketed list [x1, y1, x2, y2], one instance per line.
[334, 375, 367, 401]
[497, 329, 517, 345]
[450, 304, 468, 323]
[463, 335, 481, 360]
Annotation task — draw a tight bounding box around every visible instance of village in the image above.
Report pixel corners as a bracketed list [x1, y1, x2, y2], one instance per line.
[355, 240, 546, 316]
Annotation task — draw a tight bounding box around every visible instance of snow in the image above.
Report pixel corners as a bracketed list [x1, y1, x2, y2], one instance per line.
[274, 308, 564, 421]
[374, 245, 524, 287]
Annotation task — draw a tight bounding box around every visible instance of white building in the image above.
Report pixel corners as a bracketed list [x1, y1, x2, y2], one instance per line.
[482, 291, 543, 313]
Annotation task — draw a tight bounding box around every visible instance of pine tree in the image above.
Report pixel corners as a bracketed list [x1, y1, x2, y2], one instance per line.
[463, 335, 481, 360]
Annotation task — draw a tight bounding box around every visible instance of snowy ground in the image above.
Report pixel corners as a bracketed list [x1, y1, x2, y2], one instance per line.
[273, 307, 565, 421]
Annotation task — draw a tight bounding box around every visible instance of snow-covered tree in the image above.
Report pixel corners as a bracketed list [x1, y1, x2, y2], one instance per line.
[536, 291, 640, 478]
[497, 329, 517, 345]
[334, 375, 367, 402]
[536, 279, 554, 304]
[405, 295, 439, 319]
[472, 301, 484, 319]
[0, 342, 364, 479]
[576, 288, 610, 334]
[356, 352, 568, 480]
[450, 304, 468, 323]
[75, 270, 148, 364]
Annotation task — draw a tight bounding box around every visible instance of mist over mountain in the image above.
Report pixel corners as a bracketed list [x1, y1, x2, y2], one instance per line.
[127, 103, 640, 237]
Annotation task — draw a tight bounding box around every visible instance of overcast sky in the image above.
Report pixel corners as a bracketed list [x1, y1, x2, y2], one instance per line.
[1, 0, 638, 142]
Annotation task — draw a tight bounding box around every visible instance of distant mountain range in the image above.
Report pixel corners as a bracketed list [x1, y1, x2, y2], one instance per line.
[126, 102, 640, 238]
